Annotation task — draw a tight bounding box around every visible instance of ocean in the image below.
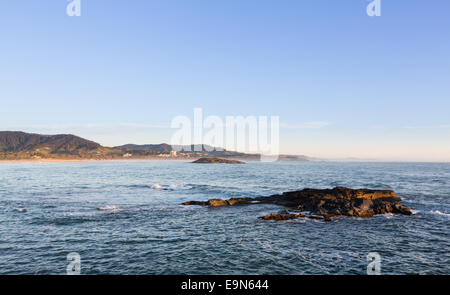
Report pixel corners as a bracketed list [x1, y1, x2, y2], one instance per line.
[0, 161, 449, 274]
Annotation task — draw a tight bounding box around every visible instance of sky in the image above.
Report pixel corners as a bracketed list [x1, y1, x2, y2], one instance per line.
[0, 0, 449, 161]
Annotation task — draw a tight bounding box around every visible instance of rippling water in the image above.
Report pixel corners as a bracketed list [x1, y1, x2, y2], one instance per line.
[0, 161, 449, 274]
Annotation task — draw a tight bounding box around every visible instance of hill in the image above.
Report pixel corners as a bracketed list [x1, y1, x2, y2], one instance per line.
[0, 131, 121, 160]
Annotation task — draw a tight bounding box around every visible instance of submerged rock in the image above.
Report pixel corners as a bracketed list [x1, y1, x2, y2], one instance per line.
[182, 186, 413, 221]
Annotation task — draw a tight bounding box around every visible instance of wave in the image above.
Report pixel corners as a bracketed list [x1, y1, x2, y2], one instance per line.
[123, 183, 193, 191]
[124, 183, 252, 193]
[362, 183, 393, 189]
[402, 199, 448, 207]
[31, 207, 135, 226]
[31, 215, 96, 226]
[188, 183, 253, 193]
[152, 183, 194, 190]
[430, 210, 450, 217]
[169, 184, 193, 190]
[124, 184, 153, 189]
[97, 205, 119, 211]
[152, 184, 163, 190]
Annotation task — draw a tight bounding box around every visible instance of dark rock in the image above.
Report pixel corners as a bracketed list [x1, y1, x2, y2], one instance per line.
[324, 213, 336, 222]
[208, 199, 229, 207]
[308, 215, 324, 220]
[392, 203, 412, 215]
[182, 187, 414, 222]
[261, 212, 306, 220]
[182, 201, 206, 206]
[192, 157, 245, 164]
[227, 197, 254, 206]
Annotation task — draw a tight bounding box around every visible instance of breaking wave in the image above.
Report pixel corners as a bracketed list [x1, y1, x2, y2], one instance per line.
[123, 184, 193, 191]
[97, 205, 119, 211]
[430, 210, 450, 217]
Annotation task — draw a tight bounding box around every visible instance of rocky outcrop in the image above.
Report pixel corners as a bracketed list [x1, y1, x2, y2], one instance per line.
[192, 157, 245, 164]
[182, 187, 413, 221]
[183, 197, 254, 207]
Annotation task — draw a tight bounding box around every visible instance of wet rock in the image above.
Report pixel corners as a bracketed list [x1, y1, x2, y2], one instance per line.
[307, 215, 324, 220]
[183, 197, 254, 207]
[182, 187, 414, 221]
[227, 198, 254, 206]
[261, 213, 290, 220]
[392, 203, 412, 215]
[324, 213, 336, 222]
[208, 199, 229, 207]
[261, 211, 306, 221]
[182, 201, 208, 206]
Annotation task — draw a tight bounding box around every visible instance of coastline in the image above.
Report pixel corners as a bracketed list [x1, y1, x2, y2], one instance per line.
[1, 158, 449, 164]
[0, 158, 195, 164]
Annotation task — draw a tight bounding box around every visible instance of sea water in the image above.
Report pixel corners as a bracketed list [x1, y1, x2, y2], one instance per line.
[0, 161, 449, 274]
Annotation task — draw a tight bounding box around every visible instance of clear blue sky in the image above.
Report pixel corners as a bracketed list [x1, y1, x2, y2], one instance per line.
[1, 0, 449, 161]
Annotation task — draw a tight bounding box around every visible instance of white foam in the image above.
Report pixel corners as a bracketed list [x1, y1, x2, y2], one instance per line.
[430, 210, 450, 217]
[97, 205, 119, 211]
[152, 184, 162, 190]
[169, 184, 192, 190]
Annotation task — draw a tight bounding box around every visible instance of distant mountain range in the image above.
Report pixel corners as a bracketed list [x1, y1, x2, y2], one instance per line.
[0, 131, 310, 161]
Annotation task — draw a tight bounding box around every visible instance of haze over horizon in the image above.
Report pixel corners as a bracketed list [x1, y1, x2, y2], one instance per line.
[1, 1, 449, 162]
